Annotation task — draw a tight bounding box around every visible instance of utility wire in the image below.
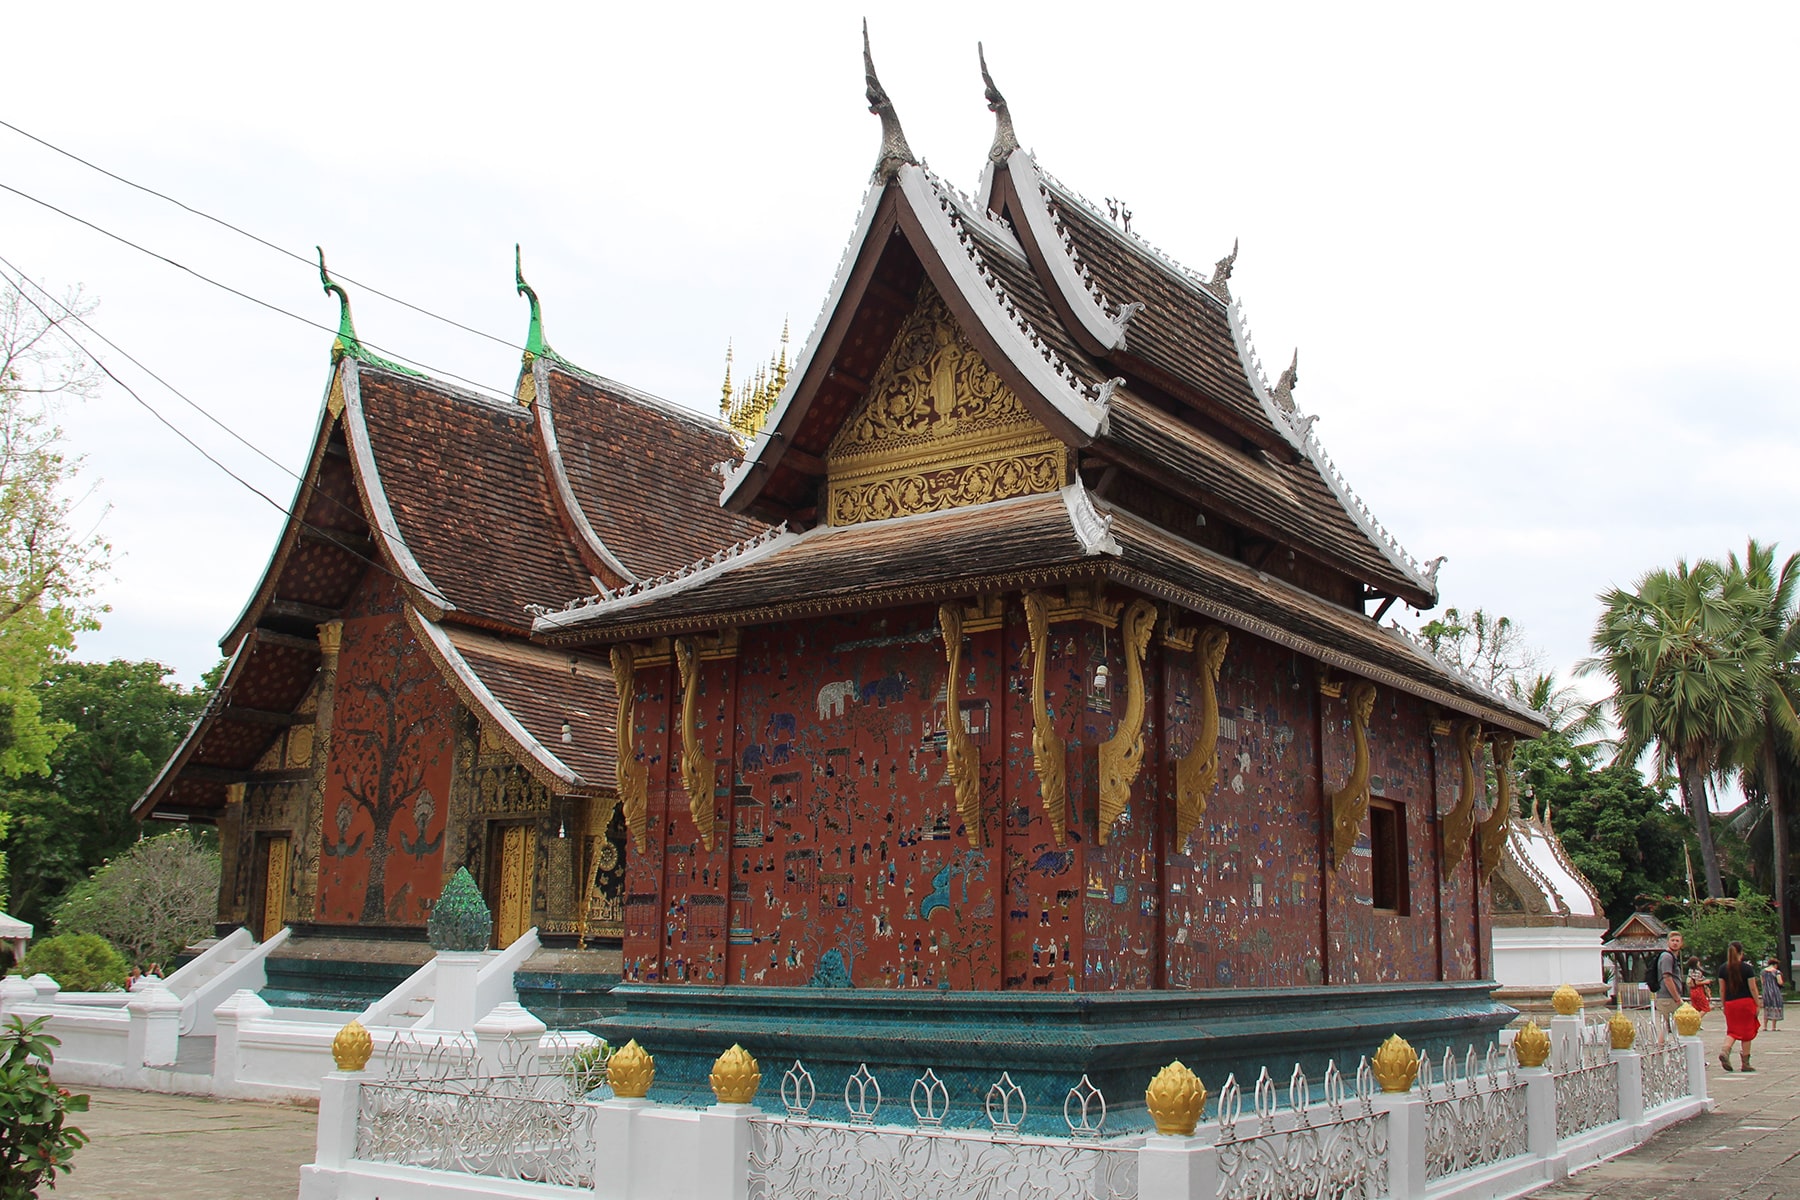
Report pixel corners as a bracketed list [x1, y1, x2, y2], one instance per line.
[0, 259, 414, 596]
[0, 180, 523, 406]
[0, 117, 524, 354]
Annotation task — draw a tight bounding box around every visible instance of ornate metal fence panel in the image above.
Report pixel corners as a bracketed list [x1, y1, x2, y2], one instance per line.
[1641, 1039, 1689, 1112]
[1420, 1045, 1528, 1181]
[1214, 1062, 1388, 1200]
[1551, 1037, 1620, 1142]
[353, 1031, 603, 1188]
[745, 1119, 1139, 1200]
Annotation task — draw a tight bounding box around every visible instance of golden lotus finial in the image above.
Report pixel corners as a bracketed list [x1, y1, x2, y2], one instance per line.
[1512, 1020, 1551, 1068]
[1550, 984, 1582, 1016]
[1371, 1034, 1419, 1093]
[1672, 1001, 1703, 1038]
[607, 1039, 655, 1099]
[710, 1044, 761, 1105]
[331, 1019, 373, 1072]
[1144, 1061, 1206, 1136]
[1608, 1011, 1637, 1051]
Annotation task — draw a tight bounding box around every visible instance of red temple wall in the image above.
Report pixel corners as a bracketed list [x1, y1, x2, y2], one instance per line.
[315, 575, 454, 926]
[618, 595, 1497, 992]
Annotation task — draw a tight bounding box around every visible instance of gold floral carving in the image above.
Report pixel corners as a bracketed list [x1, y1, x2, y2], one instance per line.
[1477, 734, 1515, 884]
[610, 645, 649, 854]
[674, 637, 715, 851]
[937, 603, 983, 849]
[1443, 720, 1482, 874]
[1513, 1021, 1551, 1067]
[1329, 681, 1378, 869]
[1098, 600, 1158, 846]
[1144, 1061, 1206, 1136]
[1022, 592, 1068, 845]
[825, 283, 1066, 526]
[1173, 626, 1229, 846]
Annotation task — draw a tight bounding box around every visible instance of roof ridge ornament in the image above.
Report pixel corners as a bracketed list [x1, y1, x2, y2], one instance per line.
[514, 244, 553, 361]
[863, 20, 917, 183]
[317, 247, 421, 376]
[1208, 239, 1238, 300]
[978, 43, 1019, 164]
[1272, 349, 1298, 413]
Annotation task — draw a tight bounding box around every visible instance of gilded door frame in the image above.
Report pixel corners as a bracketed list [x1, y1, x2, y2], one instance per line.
[486, 820, 537, 950]
[256, 833, 292, 942]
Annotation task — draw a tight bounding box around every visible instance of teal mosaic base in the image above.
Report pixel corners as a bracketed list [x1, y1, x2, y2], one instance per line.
[592, 982, 1513, 1134]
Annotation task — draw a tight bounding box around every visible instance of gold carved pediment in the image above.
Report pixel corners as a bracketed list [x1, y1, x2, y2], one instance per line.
[825, 283, 1068, 526]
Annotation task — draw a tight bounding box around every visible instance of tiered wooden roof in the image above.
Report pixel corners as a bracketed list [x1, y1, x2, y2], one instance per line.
[138, 278, 756, 819]
[541, 46, 1541, 736]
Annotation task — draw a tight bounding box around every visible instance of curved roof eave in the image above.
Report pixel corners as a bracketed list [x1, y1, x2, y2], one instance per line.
[530, 357, 638, 585]
[405, 606, 587, 794]
[999, 149, 1129, 354]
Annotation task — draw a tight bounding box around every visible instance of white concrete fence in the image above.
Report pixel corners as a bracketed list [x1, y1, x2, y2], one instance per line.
[297, 1009, 1711, 1200]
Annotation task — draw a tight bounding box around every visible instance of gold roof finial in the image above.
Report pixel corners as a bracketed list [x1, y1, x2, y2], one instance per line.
[719, 340, 734, 419]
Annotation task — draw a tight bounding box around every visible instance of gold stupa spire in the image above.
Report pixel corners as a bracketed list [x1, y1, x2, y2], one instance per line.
[720, 320, 790, 442]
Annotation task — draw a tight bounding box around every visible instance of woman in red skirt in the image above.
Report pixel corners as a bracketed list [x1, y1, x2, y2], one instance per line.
[1687, 956, 1713, 1014]
[1718, 941, 1762, 1072]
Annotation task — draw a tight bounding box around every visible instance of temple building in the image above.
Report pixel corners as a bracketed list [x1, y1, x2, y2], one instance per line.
[135, 255, 757, 1014]
[1490, 801, 1608, 1012]
[530, 38, 1548, 1107]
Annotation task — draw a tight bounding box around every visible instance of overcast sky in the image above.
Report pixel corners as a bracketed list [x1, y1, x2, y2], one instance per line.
[5, 3, 1796, 706]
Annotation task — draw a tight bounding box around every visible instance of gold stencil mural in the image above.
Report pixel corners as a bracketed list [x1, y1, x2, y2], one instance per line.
[825, 283, 1067, 526]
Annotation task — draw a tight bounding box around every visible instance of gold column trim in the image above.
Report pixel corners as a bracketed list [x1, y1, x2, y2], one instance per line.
[1477, 734, 1514, 883]
[1442, 720, 1482, 874]
[674, 637, 716, 851]
[610, 645, 650, 854]
[1097, 599, 1157, 846]
[317, 619, 344, 657]
[1328, 681, 1378, 869]
[1022, 592, 1069, 845]
[1173, 626, 1229, 846]
[937, 603, 983, 849]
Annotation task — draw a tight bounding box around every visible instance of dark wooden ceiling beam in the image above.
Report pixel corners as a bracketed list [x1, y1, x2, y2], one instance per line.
[298, 526, 375, 557]
[183, 765, 313, 785]
[251, 629, 323, 654]
[265, 599, 338, 624]
[220, 707, 316, 728]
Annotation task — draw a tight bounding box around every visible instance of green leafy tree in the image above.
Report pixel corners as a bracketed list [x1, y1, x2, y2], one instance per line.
[14, 933, 126, 992]
[52, 832, 218, 968]
[1677, 884, 1784, 968]
[1418, 607, 1542, 693]
[1583, 561, 1768, 899]
[0, 661, 210, 926]
[0, 1015, 89, 1197]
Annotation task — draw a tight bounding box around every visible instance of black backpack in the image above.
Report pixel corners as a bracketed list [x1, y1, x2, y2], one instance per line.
[1644, 952, 1665, 992]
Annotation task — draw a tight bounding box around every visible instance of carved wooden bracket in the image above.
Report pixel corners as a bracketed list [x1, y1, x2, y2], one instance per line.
[609, 645, 649, 854]
[1442, 720, 1482, 875]
[1477, 734, 1515, 883]
[937, 603, 983, 848]
[1098, 599, 1158, 845]
[1329, 680, 1378, 869]
[1173, 625, 1229, 846]
[674, 637, 716, 851]
[1022, 591, 1069, 845]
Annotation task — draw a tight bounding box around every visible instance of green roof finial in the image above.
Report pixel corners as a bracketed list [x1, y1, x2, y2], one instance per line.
[515, 244, 551, 361]
[314, 247, 421, 377]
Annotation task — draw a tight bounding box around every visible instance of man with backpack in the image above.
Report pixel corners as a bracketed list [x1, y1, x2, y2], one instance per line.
[1651, 931, 1685, 1017]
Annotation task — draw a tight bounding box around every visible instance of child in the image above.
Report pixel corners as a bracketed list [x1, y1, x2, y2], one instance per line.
[1687, 956, 1712, 1014]
[1761, 959, 1785, 1032]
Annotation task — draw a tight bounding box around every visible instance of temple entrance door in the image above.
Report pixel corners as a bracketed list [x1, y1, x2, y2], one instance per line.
[490, 822, 536, 949]
[259, 835, 291, 942]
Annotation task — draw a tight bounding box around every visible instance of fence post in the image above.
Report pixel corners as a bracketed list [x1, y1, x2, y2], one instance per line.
[1680, 1035, 1709, 1105]
[698, 1103, 756, 1200]
[472, 1000, 546, 1075]
[26, 974, 60, 1004]
[1372, 1091, 1427, 1199]
[593, 1098, 651, 1200]
[1549, 1013, 1582, 1066]
[210, 989, 272, 1095]
[1518, 1066, 1557, 1162]
[0, 974, 36, 1016]
[1613, 1048, 1644, 1130]
[1139, 1134, 1218, 1200]
[126, 980, 182, 1067]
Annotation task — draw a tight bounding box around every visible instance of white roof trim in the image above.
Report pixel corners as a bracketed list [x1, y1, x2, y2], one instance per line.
[533, 523, 798, 632]
[340, 363, 453, 611]
[409, 609, 580, 788]
[533, 358, 638, 585]
[1004, 150, 1128, 352]
[1062, 481, 1121, 556]
[900, 166, 1108, 439]
[720, 181, 886, 508]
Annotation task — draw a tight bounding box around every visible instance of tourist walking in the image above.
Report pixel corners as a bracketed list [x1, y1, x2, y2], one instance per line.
[1761, 959, 1785, 1032]
[1655, 931, 1685, 1018]
[1718, 940, 1761, 1071]
[1687, 957, 1712, 1014]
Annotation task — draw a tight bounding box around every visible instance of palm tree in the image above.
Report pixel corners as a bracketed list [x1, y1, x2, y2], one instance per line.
[1720, 540, 1800, 973]
[1582, 560, 1768, 899]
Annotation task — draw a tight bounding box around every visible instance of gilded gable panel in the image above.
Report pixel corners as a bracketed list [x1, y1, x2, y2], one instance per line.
[825, 282, 1068, 526]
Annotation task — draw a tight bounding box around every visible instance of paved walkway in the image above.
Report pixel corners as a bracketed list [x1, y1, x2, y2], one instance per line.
[1529, 1009, 1800, 1200]
[59, 1087, 316, 1199]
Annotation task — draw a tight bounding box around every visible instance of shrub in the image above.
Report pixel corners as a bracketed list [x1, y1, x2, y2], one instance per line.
[16, 934, 127, 993]
[0, 1015, 89, 1197]
[568, 1041, 611, 1094]
[53, 832, 218, 967]
[1677, 884, 1784, 969]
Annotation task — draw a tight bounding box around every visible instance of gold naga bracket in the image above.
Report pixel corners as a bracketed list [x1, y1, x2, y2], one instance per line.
[1172, 624, 1230, 846]
[1328, 680, 1378, 869]
[1476, 734, 1515, 883]
[1442, 720, 1483, 875]
[1022, 591, 1069, 845]
[609, 644, 650, 854]
[937, 603, 984, 848]
[674, 637, 717, 851]
[1317, 667, 1344, 700]
[1097, 599, 1158, 845]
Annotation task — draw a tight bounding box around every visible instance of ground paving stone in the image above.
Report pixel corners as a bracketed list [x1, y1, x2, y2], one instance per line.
[1528, 1008, 1800, 1200]
[58, 1086, 316, 1199]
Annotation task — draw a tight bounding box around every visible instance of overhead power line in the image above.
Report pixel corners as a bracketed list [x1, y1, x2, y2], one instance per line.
[0, 117, 524, 354]
[0, 180, 523, 407]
